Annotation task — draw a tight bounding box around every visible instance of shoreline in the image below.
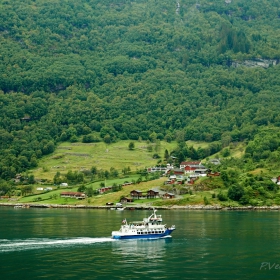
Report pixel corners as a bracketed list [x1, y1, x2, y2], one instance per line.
[1, 203, 280, 211]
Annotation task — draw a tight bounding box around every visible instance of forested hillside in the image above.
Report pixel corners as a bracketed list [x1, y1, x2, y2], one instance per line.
[1, 0, 280, 181]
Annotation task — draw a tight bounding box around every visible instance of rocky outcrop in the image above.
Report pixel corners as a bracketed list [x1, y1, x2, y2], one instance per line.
[231, 59, 279, 69]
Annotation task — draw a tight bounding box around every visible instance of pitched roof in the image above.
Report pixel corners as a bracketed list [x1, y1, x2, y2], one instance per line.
[180, 161, 201, 165]
[147, 189, 159, 193]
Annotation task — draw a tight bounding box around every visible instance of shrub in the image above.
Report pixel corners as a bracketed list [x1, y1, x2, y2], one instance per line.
[228, 185, 245, 201]
[128, 142, 135, 150]
[217, 191, 228, 201]
[239, 194, 250, 205]
[153, 153, 160, 159]
[204, 196, 210, 205]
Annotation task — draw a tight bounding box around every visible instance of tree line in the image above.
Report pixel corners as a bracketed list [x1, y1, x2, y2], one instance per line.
[0, 0, 280, 181]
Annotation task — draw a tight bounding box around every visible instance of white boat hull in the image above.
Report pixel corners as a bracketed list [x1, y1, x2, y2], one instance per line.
[112, 228, 175, 240]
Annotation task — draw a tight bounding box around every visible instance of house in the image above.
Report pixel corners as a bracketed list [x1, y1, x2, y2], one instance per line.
[189, 174, 199, 179]
[184, 176, 197, 185]
[60, 183, 68, 187]
[180, 161, 202, 169]
[182, 161, 206, 174]
[120, 197, 134, 203]
[60, 192, 86, 199]
[194, 168, 208, 176]
[173, 168, 185, 176]
[176, 175, 185, 181]
[147, 167, 168, 173]
[99, 186, 112, 193]
[208, 159, 221, 165]
[188, 178, 196, 184]
[147, 189, 159, 198]
[164, 179, 176, 185]
[185, 174, 200, 184]
[271, 176, 280, 184]
[162, 193, 175, 199]
[130, 190, 143, 199]
[122, 182, 133, 186]
[207, 172, 221, 177]
[184, 164, 205, 173]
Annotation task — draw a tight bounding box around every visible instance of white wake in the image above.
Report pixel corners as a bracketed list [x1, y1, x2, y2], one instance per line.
[0, 237, 115, 252]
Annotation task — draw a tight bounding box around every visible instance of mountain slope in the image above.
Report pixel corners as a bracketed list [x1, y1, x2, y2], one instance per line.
[0, 0, 280, 180]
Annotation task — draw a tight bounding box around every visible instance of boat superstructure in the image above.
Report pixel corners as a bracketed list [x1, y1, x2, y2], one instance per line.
[111, 208, 175, 240]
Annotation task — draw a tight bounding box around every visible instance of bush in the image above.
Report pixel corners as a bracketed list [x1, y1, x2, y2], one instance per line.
[228, 185, 244, 201]
[217, 192, 228, 201]
[204, 196, 210, 205]
[78, 185, 86, 192]
[82, 134, 101, 143]
[128, 142, 135, 150]
[153, 153, 160, 159]
[239, 194, 250, 205]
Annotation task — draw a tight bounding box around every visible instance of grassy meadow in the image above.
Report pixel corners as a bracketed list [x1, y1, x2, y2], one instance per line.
[31, 140, 208, 181]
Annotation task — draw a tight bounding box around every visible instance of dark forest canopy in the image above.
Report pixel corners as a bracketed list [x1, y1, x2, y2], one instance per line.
[1, 0, 280, 180]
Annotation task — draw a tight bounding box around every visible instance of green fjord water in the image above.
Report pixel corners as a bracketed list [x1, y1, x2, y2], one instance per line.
[1, 207, 280, 280]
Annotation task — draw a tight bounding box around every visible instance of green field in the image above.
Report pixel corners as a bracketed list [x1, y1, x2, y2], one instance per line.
[31, 140, 209, 181]
[11, 177, 167, 206]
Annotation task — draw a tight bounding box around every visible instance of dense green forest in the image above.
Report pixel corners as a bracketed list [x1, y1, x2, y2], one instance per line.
[1, 0, 280, 183]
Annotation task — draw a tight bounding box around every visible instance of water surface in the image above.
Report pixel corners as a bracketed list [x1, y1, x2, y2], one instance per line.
[1, 207, 279, 279]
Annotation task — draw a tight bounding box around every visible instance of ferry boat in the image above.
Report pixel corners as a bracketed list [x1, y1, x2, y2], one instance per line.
[111, 208, 175, 240]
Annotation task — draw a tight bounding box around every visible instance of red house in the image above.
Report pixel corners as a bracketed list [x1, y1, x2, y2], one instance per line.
[207, 172, 221, 177]
[181, 161, 206, 174]
[173, 168, 185, 175]
[99, 186, 112, 193]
